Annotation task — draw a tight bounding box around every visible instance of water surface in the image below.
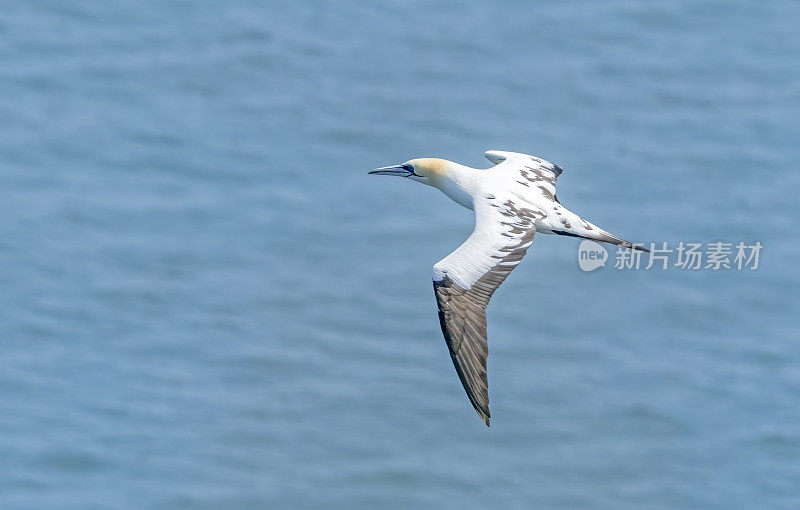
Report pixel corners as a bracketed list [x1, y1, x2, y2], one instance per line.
[1, 1, 799, 508]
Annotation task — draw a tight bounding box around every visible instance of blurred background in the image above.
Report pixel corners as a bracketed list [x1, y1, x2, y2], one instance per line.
[1, 1, 799, 508]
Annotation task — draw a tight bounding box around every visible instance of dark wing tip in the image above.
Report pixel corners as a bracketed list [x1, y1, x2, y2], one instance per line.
[434, 277, 494, 428]
[477, 406, 491, 427]
[616, 240, 651, 253]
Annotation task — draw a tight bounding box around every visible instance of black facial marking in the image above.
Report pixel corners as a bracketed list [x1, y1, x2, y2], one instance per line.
[402, 163, 421, 177]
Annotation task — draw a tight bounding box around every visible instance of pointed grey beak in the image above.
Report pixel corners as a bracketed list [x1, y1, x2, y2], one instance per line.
[368, 164, 414, 177]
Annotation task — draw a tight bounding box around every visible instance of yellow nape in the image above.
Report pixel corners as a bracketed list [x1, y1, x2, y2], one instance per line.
[409, 158, 450, 178]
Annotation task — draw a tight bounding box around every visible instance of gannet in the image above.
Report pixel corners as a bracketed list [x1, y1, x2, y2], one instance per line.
[370, 150, 649, 426]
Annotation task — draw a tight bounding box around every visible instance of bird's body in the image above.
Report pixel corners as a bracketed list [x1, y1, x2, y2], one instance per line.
[370, 150, 648, 426]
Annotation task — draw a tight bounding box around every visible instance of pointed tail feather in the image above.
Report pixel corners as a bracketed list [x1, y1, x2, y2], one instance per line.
[551, 212, 650, 253]
[593, 231, 651, 253]
[549, 208, 649, 251]
[552, 228, 650, 252]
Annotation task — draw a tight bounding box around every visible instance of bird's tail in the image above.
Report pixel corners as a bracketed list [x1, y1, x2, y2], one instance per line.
[551, 212, 650, 252]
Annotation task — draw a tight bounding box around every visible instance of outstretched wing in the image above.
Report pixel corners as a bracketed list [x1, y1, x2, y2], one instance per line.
[432, 197, 543, 426]
[485, 150, 564, 203]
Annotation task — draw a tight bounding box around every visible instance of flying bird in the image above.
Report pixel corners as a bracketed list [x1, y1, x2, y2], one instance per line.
[369, 150, 648, 426]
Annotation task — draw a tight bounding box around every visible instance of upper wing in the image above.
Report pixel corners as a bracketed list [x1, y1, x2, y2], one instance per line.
[485, 150, 564, 203]
[432, 197, 543, 426]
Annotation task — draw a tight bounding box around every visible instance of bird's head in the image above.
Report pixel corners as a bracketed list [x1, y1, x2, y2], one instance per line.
[369, 158, 451, 188]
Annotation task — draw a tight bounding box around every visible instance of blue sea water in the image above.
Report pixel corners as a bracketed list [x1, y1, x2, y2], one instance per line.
[1, 1, 799, 508]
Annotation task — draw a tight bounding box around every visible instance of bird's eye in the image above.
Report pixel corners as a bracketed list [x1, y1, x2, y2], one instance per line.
[403, 163, 419, 176]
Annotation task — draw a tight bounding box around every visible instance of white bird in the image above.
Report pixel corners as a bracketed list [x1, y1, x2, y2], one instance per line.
[370, 150, 649, 426]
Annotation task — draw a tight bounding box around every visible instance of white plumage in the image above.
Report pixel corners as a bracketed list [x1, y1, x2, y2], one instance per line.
[370, 150, 648, 426]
